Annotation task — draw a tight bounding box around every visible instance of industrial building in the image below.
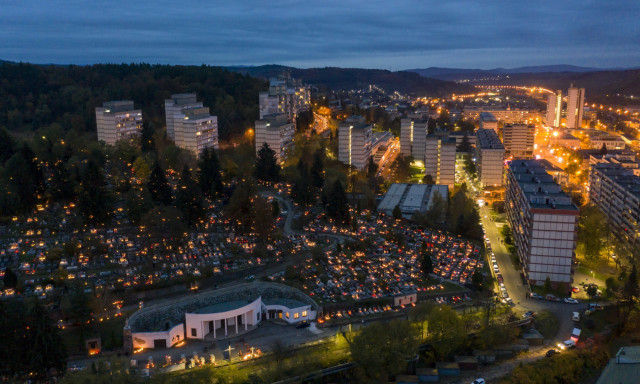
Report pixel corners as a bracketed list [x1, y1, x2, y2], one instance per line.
[378, 183, 448, 218]
[255, 113, 295, 164]
[95, 100, 143, 145]
[505, 160, 578, 287]
[338, 116, 372, 170]
[475, 128, 505, 187]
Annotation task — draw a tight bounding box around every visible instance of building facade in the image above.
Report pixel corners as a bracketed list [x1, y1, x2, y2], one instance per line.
[463, 106, 536, 124]
[165, 94, 203, 142]
[424, 134, 456, 188]
[589, 162, 640, 249]
[95, 101, 143, 145]
[255, 113, 295, 165]
[259, 74, 311, 123]
[479, 112, 499, 132]
[475, 128, 505, 187]
[505, 160, 578, 286]
[545, 90, 562, 128]
[400, 117, 428, 162]
[566, 85, 585, 129]
[338, 116, 372, 170]
[503, 124, 535, 159]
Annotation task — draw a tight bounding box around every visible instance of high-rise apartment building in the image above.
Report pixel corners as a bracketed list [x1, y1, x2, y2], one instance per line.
[589, 161, 640, 249]
[400, 117, 428, 162]
[479, 112, 499, 133]
[424, 134, 456, 188]
[505, 160, 578, 286]
[503, 124, 535, 159]
[545, 90, 562, 128]
[95, 101, 143, 145]
[165, 94, 204, 142]
[255, 113, 295, 165]
[475, 128, 505, 187]
[566, 85, 585, 129]
[259, 74, 310, 123]
[338, 116, 372, 170]
[165, 94, 218, 156]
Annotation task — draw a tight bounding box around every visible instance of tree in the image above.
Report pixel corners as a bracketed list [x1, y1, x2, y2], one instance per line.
[77, 158, 113, 224]
[423, 173, 435, 185]
[543, 276, 552, 295]
[428, 306, 464, 360]
[140, 205, 186, 244]
[409, 303, 432, 342]
[2, 267, 17, 289]
[132, 156, 152, 182]
[223, 180, 256, 232]
[325, 180, 349, 224]
[599, 143, 608, 156]
[255, 143, 280, 182]
[577, 204, 608, 262]
[291, 159, 315, 206]
[140, 121, 156, 152]
[0, 128, 15, 164]
[472, 270, 484, 291]
[425, 190, 445, 226]
[421, 253, 433, 277]
[310, 148, 325, 190]
[392, 204, 402, 219]
[349, 320, 419, 382]
[175, 166, 204, 227]
[25, 302, 68, 380]
[252, 196, 275, 240]
[457, 133, 473, 153]
[147, 160, 173, 205]
[125, 186, 153, 225]
[197, 147, 223, 198]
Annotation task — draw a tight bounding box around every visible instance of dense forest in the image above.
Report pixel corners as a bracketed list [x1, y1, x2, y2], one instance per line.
[0, 62, 266, 140]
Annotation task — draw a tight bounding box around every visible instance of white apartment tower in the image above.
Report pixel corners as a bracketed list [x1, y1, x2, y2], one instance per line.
[475, 128, 505, 187]
[503, 124, 535, 159]
[505, 160, 578, 287]
[566, 85, 585, 129]
[400, 117, 428, 162]
[165, 94, 218, 157]
[95, 101, 143, 145]
[255, 113, 295, 165]
[259, 74, 311, 123]
[479, 112, 499, 133]
[338, 116, 372, 170]
[545, 90, 562, 128]
[424, 134, 456, 188]
[165, 94, 203, 142]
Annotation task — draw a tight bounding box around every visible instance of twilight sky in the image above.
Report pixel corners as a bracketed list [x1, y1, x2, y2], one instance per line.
[1, 0, 638, 70]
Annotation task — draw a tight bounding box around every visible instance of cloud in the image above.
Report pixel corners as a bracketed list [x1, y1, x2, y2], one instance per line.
[0, 0, 638, 68]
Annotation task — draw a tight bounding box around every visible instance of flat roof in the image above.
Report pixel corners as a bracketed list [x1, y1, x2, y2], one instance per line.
[403, 184, 430, 212]
[378, 183, 408, 211]
[194, 300, 253, 314]
[262, 298, 308, 309]
[509, 160, 578, 212]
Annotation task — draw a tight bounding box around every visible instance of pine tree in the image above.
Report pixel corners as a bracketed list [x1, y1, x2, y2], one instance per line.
[197, 147, 223, 198]
[140, 121, 156, 152]
[175, 165, 204, 227]
[310, 148, 325, 190]
[255, 142, 280, 182]
[147, 160, 173, 205]
[326, 180, 349, 224]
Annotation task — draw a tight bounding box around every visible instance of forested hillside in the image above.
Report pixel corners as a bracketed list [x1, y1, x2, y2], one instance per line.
[0, 62, 266, 140]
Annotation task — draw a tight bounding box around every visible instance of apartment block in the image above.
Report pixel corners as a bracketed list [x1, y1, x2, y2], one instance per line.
[338, 116, 372, 170]
[475, 128, 505, 187]
[505, 160, 578, 286]
[503, 124, 535, 159]
[400, 117, 428, 161]
[424, 134, 456, 188]
[259, 74, 310, 123]
[479, 112, 499, 132]
[95, 100, 143, 145]
[566, 85, 585, 129]
[165, 94, 218, 156]
[546, 90, 562, 128]
[255, 113, 295, 165]
[589, 161, 640, 249]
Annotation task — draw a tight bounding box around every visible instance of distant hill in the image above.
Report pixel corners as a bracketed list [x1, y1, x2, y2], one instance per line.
[468, 69, 640, 101]
[227, 65, 474, 96]
[406, 65, 635, 80]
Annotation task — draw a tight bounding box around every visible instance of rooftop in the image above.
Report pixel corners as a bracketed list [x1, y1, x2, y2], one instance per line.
[508, 159, 578, 212]
[477, 128, 504, 150]
[194, 300, 254, 314]
[592, 163, 640, 198]
[596, 346, 640, 384]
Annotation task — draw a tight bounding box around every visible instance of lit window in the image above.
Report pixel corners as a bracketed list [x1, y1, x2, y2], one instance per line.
[285, 312, 289, 319]
[294, 313, 299, 319]
[302, 311, 307, 317]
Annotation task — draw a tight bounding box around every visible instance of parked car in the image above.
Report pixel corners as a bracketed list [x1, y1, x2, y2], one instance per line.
[530, 292, 543, 299]
[546, 294, 560, 302]
[546, 349, 559, 357]
[564, 298, 579, 304]
[295, 321, 311, 329]
[572, 312, 580, 322]
[471, 379, 486, 384]
[523, 311, 536, 318]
